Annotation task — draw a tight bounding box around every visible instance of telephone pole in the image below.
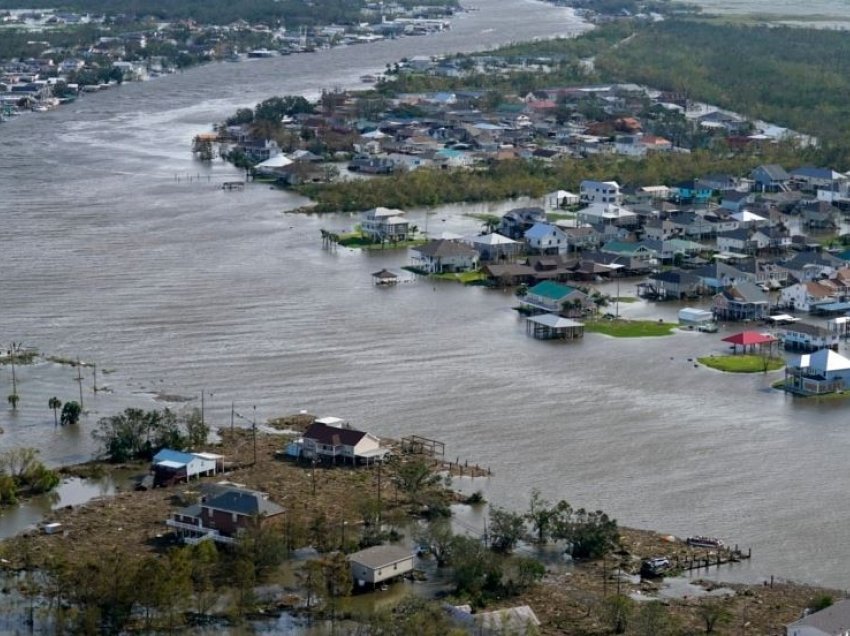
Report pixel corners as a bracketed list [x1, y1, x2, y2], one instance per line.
[75, 358, 84, 409]
[252, 405, 257, 465]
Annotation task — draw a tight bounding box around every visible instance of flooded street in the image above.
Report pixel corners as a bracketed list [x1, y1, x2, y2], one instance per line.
[1, 0, 850, 590]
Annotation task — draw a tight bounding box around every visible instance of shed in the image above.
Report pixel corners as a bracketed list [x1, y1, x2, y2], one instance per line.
[678, 308, 714, 325]
[348, 544, 415, 588]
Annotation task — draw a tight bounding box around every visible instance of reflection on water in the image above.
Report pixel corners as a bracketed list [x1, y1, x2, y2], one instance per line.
[0, 473, 135, 539]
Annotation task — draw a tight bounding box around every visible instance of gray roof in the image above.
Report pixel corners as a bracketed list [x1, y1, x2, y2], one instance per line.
[204, 488, 284, 517]
[788, 599, 850, 633]
[413, 239, 478, 259]
[348, 544, 413, 569]
[754, 164, 789, 181]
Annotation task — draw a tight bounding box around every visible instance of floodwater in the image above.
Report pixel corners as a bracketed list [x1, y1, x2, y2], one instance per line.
[691, 0, 850, 25]
[1, 0, 850, 591]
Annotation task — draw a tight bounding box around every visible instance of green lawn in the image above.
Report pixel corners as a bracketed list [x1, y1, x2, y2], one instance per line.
[698, 355, 785, 373]
[336, 232, 426, 250]
[431, 270, 488, 284]
[584, 319, 676, 338]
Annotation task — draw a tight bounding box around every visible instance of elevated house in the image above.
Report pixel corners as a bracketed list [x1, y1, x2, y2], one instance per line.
[498, 207, 546, 240]
[467, 233, 522, 262]
[600, 240, 657, 267]
[785, 349, 850, 396]
[713, 281, 769, 321]
[410, 239, 479, 273]
[779, 321, 840, 352]
[348, 545, 415, 589]
[519, 281, 591, 317]
[671, 179, 712, 204]
[779, 281, 838, 312]
[152, 449, 220, 487]
[750, 164, 790, 192]
[361, 207, 409, 242]
[301, 418, 387, 465]
[789, 165, 846, 192]
[576, 203, 638, 228]
[579, 179, 621, 205]
[167, 484, 285, 545]
[524, 222, 570, 255]
[642, 270, 702, 300]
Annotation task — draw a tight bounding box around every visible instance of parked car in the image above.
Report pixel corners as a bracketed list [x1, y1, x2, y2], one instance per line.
[640, 557, 671, 578]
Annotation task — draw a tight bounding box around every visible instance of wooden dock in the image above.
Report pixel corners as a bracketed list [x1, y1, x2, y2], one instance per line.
[398, 434, 491, 477]
[673, 545, 752, 572]
[221, 181, 245, 191]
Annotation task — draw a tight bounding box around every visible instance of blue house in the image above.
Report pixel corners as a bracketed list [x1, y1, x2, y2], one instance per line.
[672, 180, 712, 204]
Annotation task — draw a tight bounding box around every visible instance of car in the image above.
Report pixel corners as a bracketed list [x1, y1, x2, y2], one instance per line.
[697, 323, 718, 333]
[640, 557, 672, 578]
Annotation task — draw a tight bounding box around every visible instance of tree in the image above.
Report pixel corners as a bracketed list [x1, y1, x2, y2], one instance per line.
[552, 503, 619, 559]
[49, 397, 62, 426]
[189, 541, 219, 616]
[92, 407, 186, 462]
[449, 535, 502, 601]
[7, 393, 19, 410]
[393, 459, 443, 508]
[184, 407, 209, 449]
[698, 599, 732, 633]
[417, 518, 455, 566]
[598, 595, 634, 634]
[526, 488, 556, 543]
[298, 559, 326, 611]
[60, 401, 81, 426]
[488, 506, 526, 553]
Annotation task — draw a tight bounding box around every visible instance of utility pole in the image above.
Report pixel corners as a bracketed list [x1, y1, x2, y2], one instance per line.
[377, 460, 383, 525]
[75, 358, 84, 409]
[201, 389, 205, 428]
[230, 401, 235, 432]
[252, 405, 257, 466]
[92, 363, 97, 393]
[9, 344, 17, 396]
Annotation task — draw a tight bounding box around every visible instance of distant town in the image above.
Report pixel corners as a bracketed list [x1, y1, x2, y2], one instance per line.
[0, 1, 456, 118]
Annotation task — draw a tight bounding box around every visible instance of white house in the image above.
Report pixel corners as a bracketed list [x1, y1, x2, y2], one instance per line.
[787, 599, 850, 636]
[410, 239, 480, 273]
[524, 222, 570, 255]
[779, 281, 837, 312]
[780, 322, 840, 352]
[348, 545, 415, 588]
[786, 349, 850, 395]
[152, 449, 219, 486]
[467, 233, 522, 261]
[579, 179, 622, 205]
[301, 418, 387, 464]
[361, 207, 410, 242]
[575, 202, 637, 227]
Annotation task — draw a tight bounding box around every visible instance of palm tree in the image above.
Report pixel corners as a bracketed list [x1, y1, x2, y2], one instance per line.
[48, 397, 62, 426]
[7, 393, 19, 410]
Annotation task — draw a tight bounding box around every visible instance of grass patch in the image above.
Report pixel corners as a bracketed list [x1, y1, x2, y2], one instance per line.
[336, 231, 426, 250]
[431, 270, 488, 284]
[585, 319, 676, 338]
[698, 354, 785, 373]
[546, 212, 575, 221]
[612, 296, 638, 304]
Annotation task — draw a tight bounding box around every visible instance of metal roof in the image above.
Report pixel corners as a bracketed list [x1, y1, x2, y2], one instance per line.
[348, 544, 413, 570]
[527, 314, 584, 329]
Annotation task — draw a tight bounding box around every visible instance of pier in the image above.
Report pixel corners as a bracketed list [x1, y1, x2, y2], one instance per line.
[673, 545, 752, 572]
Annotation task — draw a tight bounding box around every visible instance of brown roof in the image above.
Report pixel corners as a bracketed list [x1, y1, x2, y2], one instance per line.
[304, 422, 367, 447]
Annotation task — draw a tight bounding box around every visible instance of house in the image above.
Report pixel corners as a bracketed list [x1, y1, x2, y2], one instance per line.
[789, 166, 847, 191]
[579, 179, 621, 205]
[361, 207, 410, 242]
[562, 225, 600, 251]
[600, 240, 657, 265]
[750, 164, 790, 192]
[301, 418, 387, 465]
[576, 203, 638, 227]
[720, 190, 753, 213]
[467, 233, 523, 261]
[348, 544, 415, 588]
[696, 173, 738, 192]
[498, 207, 546, 240]
[410, 239, 480, 273]
[672, 179, 712, 204]
[716, 228, 754, 255]
[713, 281, 769, 321]
[780, 322, 840, 352]
[785, 349, 850, 396]
[645, 270, 702, 300]
[152, 449, 219, 487]
[678, 307, 714, 325]
[167, 484, 285, 545]
[519, 281, 591, 316]
[779, 281, 837, 312]
[524, 222, 570, 255]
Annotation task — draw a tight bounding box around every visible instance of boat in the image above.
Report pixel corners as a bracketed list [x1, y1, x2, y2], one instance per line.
[360, 74, 378, 83]
[686, 536, 724, 549]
